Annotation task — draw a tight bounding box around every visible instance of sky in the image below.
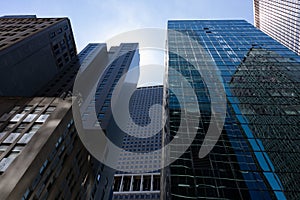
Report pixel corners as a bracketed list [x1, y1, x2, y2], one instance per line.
[1, 0, 254, 51]
[1, 0, 254, 86]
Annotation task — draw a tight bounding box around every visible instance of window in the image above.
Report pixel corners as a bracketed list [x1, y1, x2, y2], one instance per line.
[132, 176, 141, 191]
[97, 113, 104, 119]
[29, 124, 42, 134]
[100, 106, 108, 113]
[113, 176, 121, 191]
[0, 145, 9, 154]
[33, 106, 44, 114]
[0, 132, 6, 140]
[0, 157, 13, 172]
[10, 114, 25, 122]
[0, 152, 20, 172]
[50, 32, 56, 38]
[3, 123, 16, 132]
[122, 176, 131, 191]
[12, 146, 24, 153]
[153, 175, 160, 190]
[36, 114, 49, 123]
[45, 106, 56, 114]
[17, 133, 34, 144]
[23, 114, 37, 122]
[15, 123, 27, 133]
[22, 106, 32, 114]
[22, 188, 31, 200]
[97, 174, 101, 183]
[3, 133, 20, 144]
[143, 176, 151, 191]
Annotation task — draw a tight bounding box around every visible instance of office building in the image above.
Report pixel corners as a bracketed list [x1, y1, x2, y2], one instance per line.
[164, 20, 300, 199]
[77, 43, 140, 200]
[112, 86, 163, 200]
[254, 0, 300, 55]
[0, 17, 77, 96]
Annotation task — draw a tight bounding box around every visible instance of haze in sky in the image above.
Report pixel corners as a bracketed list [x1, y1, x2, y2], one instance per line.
[1, 0, 254, 86]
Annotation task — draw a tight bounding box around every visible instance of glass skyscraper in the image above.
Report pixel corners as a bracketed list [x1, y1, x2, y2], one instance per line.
[254, 0, 300, 56]
[164, 20, 300, 200]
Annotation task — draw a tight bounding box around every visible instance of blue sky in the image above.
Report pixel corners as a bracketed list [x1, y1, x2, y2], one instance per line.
[1, 0, 254, 51]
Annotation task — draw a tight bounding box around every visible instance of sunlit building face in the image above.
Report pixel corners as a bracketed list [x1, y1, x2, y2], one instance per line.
[254, 0, 300, 56]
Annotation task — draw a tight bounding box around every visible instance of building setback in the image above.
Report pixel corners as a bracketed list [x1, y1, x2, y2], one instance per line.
[164, 20, 300, 200]
[254, 0, 300, 56]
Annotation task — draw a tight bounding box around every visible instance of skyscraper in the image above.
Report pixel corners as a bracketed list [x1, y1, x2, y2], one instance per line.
[0, 16, 77, 96]
[164, 20, 300, 200]
[254, 0, 300, 55]
[76, 43, 140, 200]
[112, 86, 163, 200]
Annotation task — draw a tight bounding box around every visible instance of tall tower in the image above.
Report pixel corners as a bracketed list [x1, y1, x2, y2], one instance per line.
[164, 20, 300, 200]
[77, 43, 140, 200]
[254, 0, 300, 55]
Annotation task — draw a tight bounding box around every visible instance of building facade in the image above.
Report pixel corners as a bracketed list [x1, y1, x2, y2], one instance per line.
[37, 43, 108, 98]
[254, 0, 300, 55]
[165, 20, 300, 200]
[0, 97, 92, 200]
[112, 86, 163, 200]
[77, 43, 140, 200]
[0, 17, 77, 96]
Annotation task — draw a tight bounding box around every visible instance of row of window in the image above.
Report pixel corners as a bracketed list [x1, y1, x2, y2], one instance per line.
[0, 105, 56, 173]
[113, 174, 160, 192]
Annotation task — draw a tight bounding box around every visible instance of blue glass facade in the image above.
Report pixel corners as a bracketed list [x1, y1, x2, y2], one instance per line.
[165, 20, 300, 199]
